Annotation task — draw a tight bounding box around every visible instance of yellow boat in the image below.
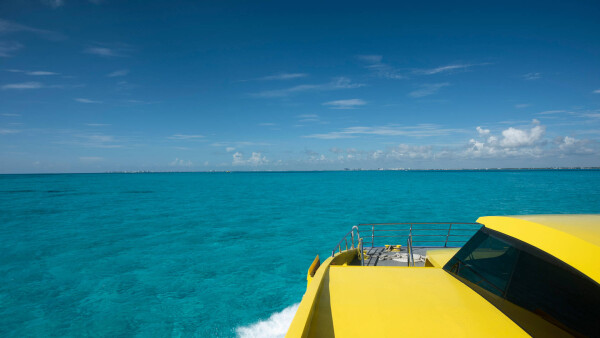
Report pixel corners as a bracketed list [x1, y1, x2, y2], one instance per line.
[286, 215, 600, 337]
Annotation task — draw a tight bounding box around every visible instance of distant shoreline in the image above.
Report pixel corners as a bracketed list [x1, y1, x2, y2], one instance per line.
[2, 167, 600, 175]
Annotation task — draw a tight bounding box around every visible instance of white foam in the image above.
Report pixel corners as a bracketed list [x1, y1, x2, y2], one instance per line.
[236, 303, 300, 338]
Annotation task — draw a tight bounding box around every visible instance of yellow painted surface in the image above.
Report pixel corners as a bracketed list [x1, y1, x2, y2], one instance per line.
[302, 266, 527, 337]
[306, 255, 320, 288]
[425, 247, 460, 267]
[478, 214, 600, 283]
[287, 249, 358, 338]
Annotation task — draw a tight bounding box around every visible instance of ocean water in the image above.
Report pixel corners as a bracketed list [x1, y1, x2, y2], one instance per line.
[1, 170, 600, 337]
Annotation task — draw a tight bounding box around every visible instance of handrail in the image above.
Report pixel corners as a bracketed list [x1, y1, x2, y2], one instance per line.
[332, 226, 361, 257]
[333, 222, 480, 256]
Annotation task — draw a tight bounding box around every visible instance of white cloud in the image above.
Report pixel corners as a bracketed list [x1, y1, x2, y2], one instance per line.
[305, 124, 464, 139]
[297, 114, 318, 118]
[356, 54, 404, 79]
[167, 134, 204, 140]
[500, 125, 545, 147]
[27, 71, 59, 76]
[7, 69, 60, 76]
[74, 98, 102, 104]
[170, 158, 192, 167]
[387, 144, 434, 159]
[84, 47, 118, 57]
[72, 133, 121, 148]
[0, 19, 65, 40]
[260, 73, 307, 80]
[232, 152, 268, 166]
[537, 110, 565, 115]
[523, 73, 541, 80]
[0, 41, 23, 57]
[301, 122, 598, 167]
[226, 147, 236, 152]
[323, 99, 366, 109]
[83, 44, 132, 58]
[251, 77, 364, 98]
[107, 69, 129, 77]
[79, 156, 103, 162]
[2, 82, 43, 90]
[476, 126, 490, 136]
[593, 89, 600, 94]
[416, 64, 475, 75]
[2, 113, 21, 117]
[85, 123, 110, 127]
[0, 128, 20, 134]
[515, 103, 531, 109]
[556, 136, 594, 155]
[409, 83, 449, 97]
[212, 141, 270, 147]
[258, 122, 276, 126]
[357, 55, 383, 63]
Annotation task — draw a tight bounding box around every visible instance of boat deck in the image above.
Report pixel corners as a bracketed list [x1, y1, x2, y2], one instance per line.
[361, 246, 433, 267]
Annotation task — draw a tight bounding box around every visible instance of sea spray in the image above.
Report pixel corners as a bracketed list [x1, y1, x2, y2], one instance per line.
[236, 303, 300, 338]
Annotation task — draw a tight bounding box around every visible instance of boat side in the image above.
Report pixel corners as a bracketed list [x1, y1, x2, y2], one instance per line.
[286, 251, 528, 337]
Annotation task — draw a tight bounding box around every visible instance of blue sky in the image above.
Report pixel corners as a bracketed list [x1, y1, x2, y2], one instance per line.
[1, 1, 600, 173]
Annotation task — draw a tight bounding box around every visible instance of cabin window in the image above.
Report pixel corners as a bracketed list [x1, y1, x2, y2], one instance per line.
[444, 230, 519, 296]
[444, 228, 600, 337]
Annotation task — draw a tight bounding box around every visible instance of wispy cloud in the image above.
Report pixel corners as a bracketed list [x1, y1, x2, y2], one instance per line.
[167, 134, 204, 140]
[1, 113, 21, 116]
[515, 103, 531, 109]
[304, 124, 464, 139]
[170, 158, 193, 167]
[2, 81, 43, 90]
[323, 99, 366, 109]
[415, 64, 476, 75]
[296, 114, 322, 123]
[28, 70, 59, 76]
[69, 133, 122, 148]
[251, 77, 364, 98]
[107, 69, 129, 77]
[79, 156, 103, 162]
[0, 128, 20, 134]
[0, 41, 23, 57]
[232, 152, 269, 166]
[122, 99, 156, 105]
[7, 69, 60, 75]
[85, 123, 110, 127]
[523, 72, 541, 80]
[537, 110, 566, 115]
[0, 19, 65, 40]
[83, 44, 132, 57]
[258, 122, 276, 126]
[74, 98, 102, 104]
[593, 89, 600, 94]
[356, 55, 405, 79]
[84, 47, 120, 57]
[260, 73, 307, 81]
[408, 83, 449, 97]
[211, 141, 270, 147]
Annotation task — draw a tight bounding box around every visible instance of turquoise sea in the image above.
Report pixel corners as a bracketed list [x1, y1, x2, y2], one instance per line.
[1, 170, 600, 337]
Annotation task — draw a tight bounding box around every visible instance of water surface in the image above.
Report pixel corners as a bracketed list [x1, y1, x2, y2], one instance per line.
[1, 170, 599, 337]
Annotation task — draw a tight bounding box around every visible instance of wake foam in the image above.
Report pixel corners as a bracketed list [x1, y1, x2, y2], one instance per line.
[236, 303, 300, 338]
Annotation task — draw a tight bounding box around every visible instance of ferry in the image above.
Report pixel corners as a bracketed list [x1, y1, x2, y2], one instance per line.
[286, 215, 600, 337]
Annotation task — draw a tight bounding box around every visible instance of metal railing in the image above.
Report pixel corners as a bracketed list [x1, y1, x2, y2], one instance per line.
[359, 222, 481, 248]
[331, 222, 481, 261]
[332, 225, 361, 258]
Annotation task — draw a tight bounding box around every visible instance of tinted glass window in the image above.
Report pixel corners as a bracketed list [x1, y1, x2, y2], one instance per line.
[507, 249, 600, 337]
[445, 230, 519, 296]
[444, 228, 600, 337]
